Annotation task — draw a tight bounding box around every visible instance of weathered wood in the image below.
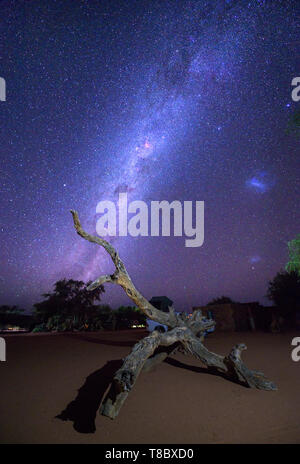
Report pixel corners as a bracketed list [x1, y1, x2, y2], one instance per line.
[100, 331, 163, 419]
[70, 210, 214, 335]
[142, 343, 180, 373]
[71, 210, 277, 420]
[100, 329, 188, 419]
[183, 334, 277, 390]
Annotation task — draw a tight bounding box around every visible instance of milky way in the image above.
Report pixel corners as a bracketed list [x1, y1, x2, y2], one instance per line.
[0, 0, 299, 311]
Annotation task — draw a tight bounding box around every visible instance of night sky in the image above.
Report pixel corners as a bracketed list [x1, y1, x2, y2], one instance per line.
[1, 0, 299, 312]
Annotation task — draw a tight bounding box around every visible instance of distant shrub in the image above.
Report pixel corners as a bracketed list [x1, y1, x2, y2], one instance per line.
[32, 323, 48, 333]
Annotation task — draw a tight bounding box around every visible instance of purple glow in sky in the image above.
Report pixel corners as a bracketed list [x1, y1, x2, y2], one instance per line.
[0, 0, 299, 311]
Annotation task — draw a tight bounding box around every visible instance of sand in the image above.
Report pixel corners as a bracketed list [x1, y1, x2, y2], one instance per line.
[0, 329, 299, 444]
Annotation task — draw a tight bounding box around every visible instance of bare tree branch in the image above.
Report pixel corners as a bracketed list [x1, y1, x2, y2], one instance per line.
[87, 274, 117, 291]
[70, 209, 277, 421]
[71, 210, 213, 334]
[100, 327, 277, 419]
[71, 210, 172, 326]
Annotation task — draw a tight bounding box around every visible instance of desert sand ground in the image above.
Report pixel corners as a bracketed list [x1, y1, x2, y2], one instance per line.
[0, 329, 299, 444]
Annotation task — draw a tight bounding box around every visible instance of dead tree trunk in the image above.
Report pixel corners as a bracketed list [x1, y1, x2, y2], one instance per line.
[70, 210, 277, 420]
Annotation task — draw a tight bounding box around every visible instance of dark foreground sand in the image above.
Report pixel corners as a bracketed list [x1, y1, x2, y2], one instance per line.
[0, 329, 299, 444]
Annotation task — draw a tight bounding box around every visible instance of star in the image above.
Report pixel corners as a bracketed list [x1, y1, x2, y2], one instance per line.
[0, 0, 298, 311]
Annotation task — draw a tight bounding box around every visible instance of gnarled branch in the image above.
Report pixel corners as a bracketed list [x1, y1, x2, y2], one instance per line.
[70, 209, 277, 420]
[70, 210, 212, 334]
[100, 327, 277, 419]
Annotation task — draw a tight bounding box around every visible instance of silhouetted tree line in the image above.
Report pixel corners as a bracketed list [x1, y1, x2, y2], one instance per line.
[267, 234, 300, 328]
[0, 279, 146, 332]
[29, 278, 146, 332]
[0, 305, 34, 330]
[1, 234, 299, 332]
[204, 235, 300, 330]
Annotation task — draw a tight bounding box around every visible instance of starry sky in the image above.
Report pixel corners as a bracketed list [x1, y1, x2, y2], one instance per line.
[0, 0, 299, 312]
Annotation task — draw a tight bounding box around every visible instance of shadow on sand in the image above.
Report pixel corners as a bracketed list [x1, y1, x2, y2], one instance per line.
[63, 332, 142, 347]
[164, 357, 248, 387]
[56, 355, 248, 433]
[56, 359, 123, 433]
